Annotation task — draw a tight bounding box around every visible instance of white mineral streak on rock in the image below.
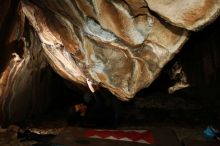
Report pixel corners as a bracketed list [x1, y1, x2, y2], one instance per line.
[86, 78, 96, 93]
[145, 0, 220, 31]
[84, 18, 116, 42]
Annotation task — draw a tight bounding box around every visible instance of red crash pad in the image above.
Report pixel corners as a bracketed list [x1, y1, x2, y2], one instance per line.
[52, 127, 181, 146]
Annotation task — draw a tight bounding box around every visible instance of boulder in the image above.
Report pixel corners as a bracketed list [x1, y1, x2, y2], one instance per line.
[145, 0, 220, 31]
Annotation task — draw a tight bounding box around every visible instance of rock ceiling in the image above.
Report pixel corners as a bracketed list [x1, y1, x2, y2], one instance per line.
[0, 0, 220, 124]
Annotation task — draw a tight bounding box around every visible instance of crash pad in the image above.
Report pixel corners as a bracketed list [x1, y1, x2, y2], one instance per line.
[52, 127, 181, 146]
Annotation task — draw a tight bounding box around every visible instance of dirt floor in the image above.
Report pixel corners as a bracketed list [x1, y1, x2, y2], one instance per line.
[1, 89, 220, 146]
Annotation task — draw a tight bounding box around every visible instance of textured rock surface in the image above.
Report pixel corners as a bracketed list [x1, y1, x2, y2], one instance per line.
[0, 4, 53, 125]
[0, 0, 220, 125]
[145, 0, 220, 31]
[21, 0, 188, 100]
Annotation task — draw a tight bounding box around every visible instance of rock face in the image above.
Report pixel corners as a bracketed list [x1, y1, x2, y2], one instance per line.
[0, 0, 220, 125]
[145, 0, 220, 31]
[0, 3, 53, 125]
[21, 0, 189, 100]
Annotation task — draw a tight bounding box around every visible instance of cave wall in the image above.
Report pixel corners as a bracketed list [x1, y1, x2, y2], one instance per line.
[0, 0, 220, 126]
[0, 1, 55, 126]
